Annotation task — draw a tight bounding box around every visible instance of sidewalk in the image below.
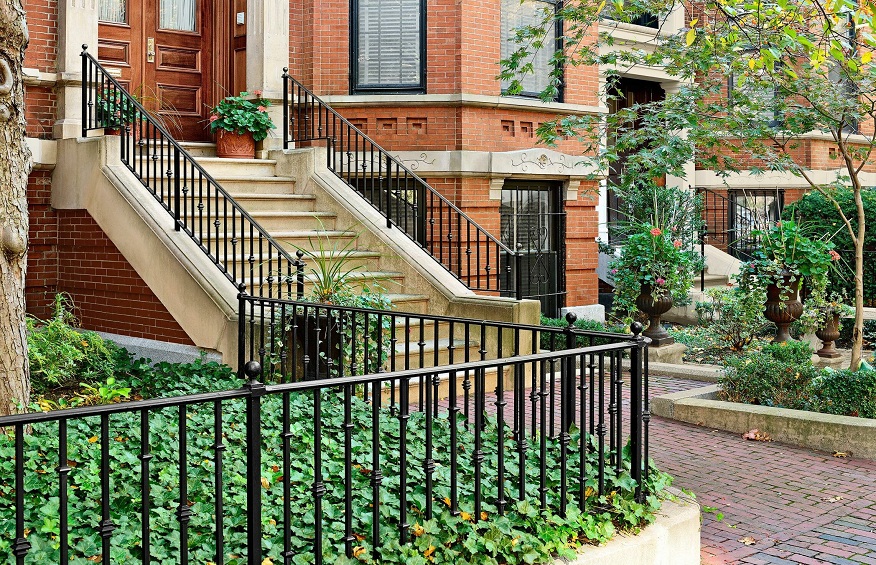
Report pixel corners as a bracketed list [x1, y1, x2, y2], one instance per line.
[648, 375, 876, 565]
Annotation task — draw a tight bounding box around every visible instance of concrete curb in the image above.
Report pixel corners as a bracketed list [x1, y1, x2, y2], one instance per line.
[556, 487, 701, 565]
[652, 385, 876, 459]
[646, 362, 721, 383]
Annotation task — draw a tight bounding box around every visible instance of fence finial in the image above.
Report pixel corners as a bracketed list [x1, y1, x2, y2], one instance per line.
[81, 44, 88, 52]
[631, 321, 644, 337]
[244, 360, 262, 381]
[564, 312, 577, 328]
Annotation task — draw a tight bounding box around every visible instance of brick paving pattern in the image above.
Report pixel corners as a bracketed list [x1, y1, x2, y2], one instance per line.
[647, 375, 876, 565]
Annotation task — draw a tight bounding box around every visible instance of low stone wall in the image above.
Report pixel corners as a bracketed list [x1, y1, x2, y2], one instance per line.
[558, 488, 701, 565]
[653, 385, 876, 459]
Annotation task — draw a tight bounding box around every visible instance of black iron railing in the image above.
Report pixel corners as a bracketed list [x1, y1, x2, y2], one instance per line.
[696, 187, 785, 290]
[80, 47, 302, 299]
[1, 313, 651, 564]
[281, 72, 523, 297]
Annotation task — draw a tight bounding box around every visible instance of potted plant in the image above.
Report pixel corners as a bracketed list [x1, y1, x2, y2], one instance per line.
[208, 90, 275, 158]
[799, 278, 853, 358]
[609, 223, 703, 345]
[739, 220, 837, 343]
[96, 88, 140, 135]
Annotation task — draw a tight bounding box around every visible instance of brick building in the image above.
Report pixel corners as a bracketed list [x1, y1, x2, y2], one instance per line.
[18, 0, 845, 355]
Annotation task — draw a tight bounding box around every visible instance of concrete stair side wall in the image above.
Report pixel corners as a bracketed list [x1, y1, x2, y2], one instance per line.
[270, 147, 542, 327]
[52, 136, 239, 359]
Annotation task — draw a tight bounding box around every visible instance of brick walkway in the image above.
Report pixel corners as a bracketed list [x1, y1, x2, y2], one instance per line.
[647, 375, 876, 565]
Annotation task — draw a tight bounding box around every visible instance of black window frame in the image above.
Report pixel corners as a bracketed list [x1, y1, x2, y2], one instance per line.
[727, 52, 783, 129]
[350, 0, 427, 94]
[500, 0, 564, 102]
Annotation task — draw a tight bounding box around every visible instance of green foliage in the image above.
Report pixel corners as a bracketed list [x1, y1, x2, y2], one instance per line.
[695, 286, 770, 352]
[96, 88, 140, 129]
[27, 295, 128, 394]
[0, 383, 673, 564]
[720, 341, 818, 409]
[784, 188, 876, 306]
[609, 222, 703, 314]
[208, 91, 276, 142]
[811, 367, 876, 418]
[746, 220, 836, 280]
[538, 315, 625, 350]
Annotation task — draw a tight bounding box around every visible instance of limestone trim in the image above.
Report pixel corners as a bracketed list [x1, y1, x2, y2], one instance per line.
[386, 149, 603, 179]
[319, 93, 606, 115]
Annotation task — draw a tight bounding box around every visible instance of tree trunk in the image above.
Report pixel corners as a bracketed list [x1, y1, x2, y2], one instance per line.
[850, 189, 866, 371]
[0, 1, 31, 416]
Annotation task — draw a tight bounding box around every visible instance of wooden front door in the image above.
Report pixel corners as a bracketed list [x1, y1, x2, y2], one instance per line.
[97, 0, 220, 141]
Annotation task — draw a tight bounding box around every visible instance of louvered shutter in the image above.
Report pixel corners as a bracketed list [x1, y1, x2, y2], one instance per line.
[500, 0, 556, 95]
[357, 0, 422, 88]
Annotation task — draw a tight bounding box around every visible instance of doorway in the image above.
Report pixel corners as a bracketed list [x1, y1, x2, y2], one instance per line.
[97, 0, 230, 141]
[500, 182, 566, 317]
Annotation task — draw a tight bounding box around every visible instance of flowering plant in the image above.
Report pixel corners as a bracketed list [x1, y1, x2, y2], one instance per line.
[208, 91, 275, 142]
[96, 88, 140, 129]
[609, 223, 703, 313]
[798, 277, 854, 335]
[739, 220, 837, 299]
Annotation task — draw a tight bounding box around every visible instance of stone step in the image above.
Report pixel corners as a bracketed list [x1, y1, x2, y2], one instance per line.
[242, 270, 405, 296]
[207, 193, 316, 213]
[225, 249, 384, 278]
[212, 176, 297, 195]
[246, 210, 337, 232]
[134, 156, 278, 178]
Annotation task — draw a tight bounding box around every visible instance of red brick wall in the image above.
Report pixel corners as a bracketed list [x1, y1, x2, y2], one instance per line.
[24, 0, 58, 139]
[25, 173, 193, 344]
[26, 170, 58, 320]
[54, 211, 194, 344]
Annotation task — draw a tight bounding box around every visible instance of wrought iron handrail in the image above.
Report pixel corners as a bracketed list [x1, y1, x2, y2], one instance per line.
[80, 47, 302, 299]
[281, 71, 521, 297]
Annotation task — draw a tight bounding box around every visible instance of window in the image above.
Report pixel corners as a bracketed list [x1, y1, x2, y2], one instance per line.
[829, 8, 859, 133]
[500, 0, 561, 98]
[728, 54, 781, 127]
[99, 0, 127, 23]
[159, 0, 197, 31]
[351, 0, 425, 93]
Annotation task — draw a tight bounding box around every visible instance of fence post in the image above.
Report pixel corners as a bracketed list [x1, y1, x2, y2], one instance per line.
[295, 250, 305, 300]
[628, 321, 645, 502]
[416, 182, 427, 246]
[385, 152, 393, 229]
[237, 284, 247, 379]
[514, 252, 523, 300]
[244, 360, 265, 565]
[282, 68, 289, 149]
[81, 46, 88, 138]
[562, 312, 577, 435]
[173, 146, 181, 231]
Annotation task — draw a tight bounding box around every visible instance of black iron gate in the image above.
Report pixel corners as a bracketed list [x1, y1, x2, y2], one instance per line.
[499, 182, 566, 316]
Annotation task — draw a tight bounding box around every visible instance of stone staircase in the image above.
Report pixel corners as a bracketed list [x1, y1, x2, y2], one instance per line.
[164, 142, 432, 314]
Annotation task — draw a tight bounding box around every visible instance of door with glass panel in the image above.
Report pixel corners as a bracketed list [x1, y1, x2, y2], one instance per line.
[97, 0, 215, 140]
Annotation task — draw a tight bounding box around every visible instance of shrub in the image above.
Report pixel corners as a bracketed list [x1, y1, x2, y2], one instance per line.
[720, 341, 818, 410]
[695, 286, 769, 352]
[784, 188, 876, 305]
[27, 295, 128, 393]
[810, 368, 876, 418]
[538, 315, 624, 349]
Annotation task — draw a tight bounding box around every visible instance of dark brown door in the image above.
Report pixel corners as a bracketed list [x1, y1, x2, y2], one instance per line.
[98, 0, 218, 141]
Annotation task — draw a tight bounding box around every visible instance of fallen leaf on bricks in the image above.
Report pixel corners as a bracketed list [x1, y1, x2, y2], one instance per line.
[833, 451, 851, 458]
[742, 429, 771, 441]
[823, 495, 844, 503]
[738, 536, 757, 546]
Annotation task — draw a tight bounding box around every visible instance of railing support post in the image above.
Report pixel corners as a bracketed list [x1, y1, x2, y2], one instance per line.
[237, 284, 247, 379]
[562, 312, 577, 435]
[385, 152, 392, 229]
[244, 360, 265, 565]
[81, 46, 88, 138]
[628, 322, 645, 502]
[282, 68, 289, 149]
[173, 146, 181, 231]
[295, 250, 306, 300]
[514, 252, 523, 300]
[416, 182, 427, 246]
[700, 222, 707, 292]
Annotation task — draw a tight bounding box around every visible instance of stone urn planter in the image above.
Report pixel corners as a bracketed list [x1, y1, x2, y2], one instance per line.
[216, 129, 255, 159]
[815, 309, 842, 358]
[764, 274, 803, 343]
[635, 283, 675, 346]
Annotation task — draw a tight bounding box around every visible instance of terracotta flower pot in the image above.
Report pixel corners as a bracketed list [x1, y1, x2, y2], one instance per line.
[764, 274, 803, 343]
[815, 310, 842, 358]
[104, 126, 122, 135]
[635, 283, 675, 346]
[216, 129, 255, 159]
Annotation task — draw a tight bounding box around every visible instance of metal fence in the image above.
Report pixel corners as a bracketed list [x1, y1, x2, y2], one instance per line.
[1, 302, 650, 565]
